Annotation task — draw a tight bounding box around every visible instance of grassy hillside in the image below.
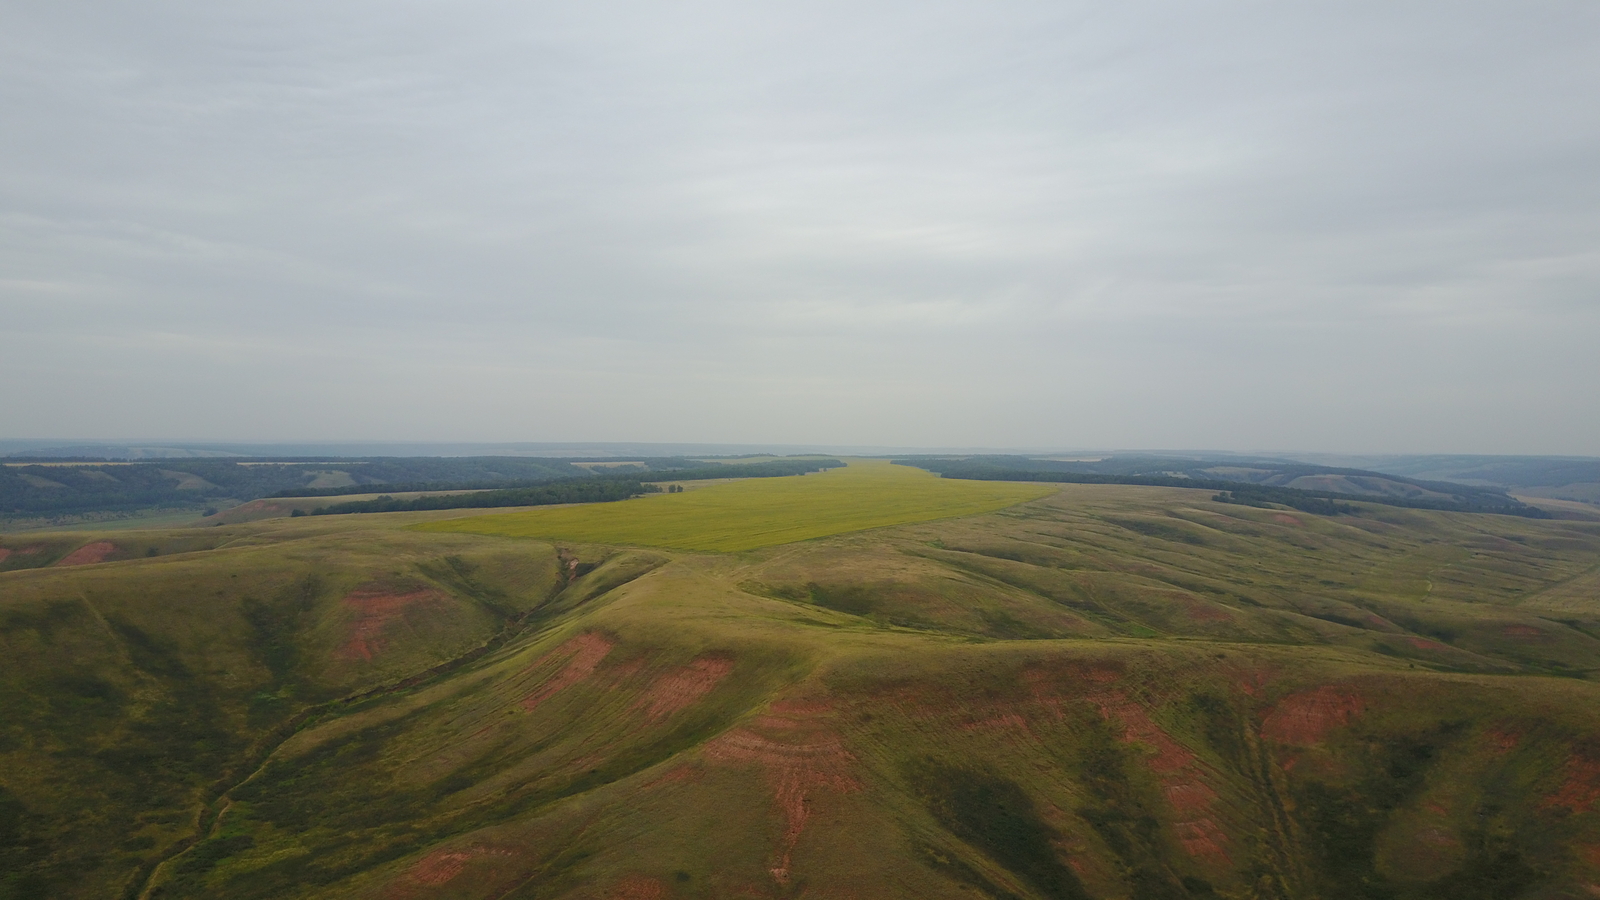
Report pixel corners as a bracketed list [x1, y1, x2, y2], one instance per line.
[3, 464, 1600, 899]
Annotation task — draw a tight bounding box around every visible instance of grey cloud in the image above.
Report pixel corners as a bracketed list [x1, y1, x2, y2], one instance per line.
[2, 1, 1597, 451]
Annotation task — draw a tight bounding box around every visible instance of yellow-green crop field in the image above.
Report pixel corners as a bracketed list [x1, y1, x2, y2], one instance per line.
[414, 459, 1054, 551]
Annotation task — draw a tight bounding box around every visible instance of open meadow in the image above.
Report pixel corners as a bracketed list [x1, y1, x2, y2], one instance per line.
[3, 462, 1600, 899]
[417, 459, 1054, 551]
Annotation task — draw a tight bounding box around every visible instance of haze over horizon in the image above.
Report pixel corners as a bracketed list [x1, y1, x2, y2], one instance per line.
[4, 2, 1598, 454]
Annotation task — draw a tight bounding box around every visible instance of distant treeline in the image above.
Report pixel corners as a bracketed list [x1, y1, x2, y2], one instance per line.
[0, 456, 591, 517]
[0, 455, 843, 518]
[273, 458, 845, 499]
[306, 479, 657, 515]
[895, 459, 1549, 518]
[301, 458, 847, 516]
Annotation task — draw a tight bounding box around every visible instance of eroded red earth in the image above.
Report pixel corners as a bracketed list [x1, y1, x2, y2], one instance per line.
[1545, 752, 1600, 813]
[704, 699, 861, 883]
[634, 656, 734, 720]
[337, 582, 450, 662]
[1099, 693, 1229, 863]
[54, 541, 115, 566]
[405, 845, 514, 887]
[1260, 685, 1365, 745]
[0, 545, 45, 565]
[520, 633, 615, 711]
[1025, 664, 1230, 865]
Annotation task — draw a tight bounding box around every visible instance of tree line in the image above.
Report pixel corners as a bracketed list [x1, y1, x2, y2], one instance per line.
[298, 458, 848, 516]
[273, 458, 846, 499]
[895, 460, 1548, 518]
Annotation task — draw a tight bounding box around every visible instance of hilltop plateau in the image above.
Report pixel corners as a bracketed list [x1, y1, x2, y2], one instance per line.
[3, 461, 1600, 899]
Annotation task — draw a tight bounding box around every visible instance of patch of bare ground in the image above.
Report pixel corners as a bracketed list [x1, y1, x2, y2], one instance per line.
[337, 583, 450, 662]
[1098, 692, 1229, 864]
[405, 845, 515, 887]
[1260, 685, 1366, 746]
[1544, 749, 1600, 813]
[1026, 664, 1229, 865]
[703, 699, 861, 883]
[634, 656, 734, 720]
[1406, 637, 1449, 651]
[521, 633, 615, 711]
[53, 541, 115, 566]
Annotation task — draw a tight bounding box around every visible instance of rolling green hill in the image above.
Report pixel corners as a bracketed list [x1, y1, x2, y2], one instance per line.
[4, 463, 1600, 899]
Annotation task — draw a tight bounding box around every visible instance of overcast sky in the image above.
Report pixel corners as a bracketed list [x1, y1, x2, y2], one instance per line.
[3, 1, 1597, 453]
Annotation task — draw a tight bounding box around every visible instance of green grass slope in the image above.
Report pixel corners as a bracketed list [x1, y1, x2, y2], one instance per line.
[3, 469, 1600, 899]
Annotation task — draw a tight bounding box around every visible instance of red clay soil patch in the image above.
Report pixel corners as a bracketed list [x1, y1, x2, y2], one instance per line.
[1544, 755, 1600, 813]
[1173, 818, 1230, 863]
[1261, 685, 1366, 745]
[1020, 662, 1228, 864]
[1023, 663, 1123, 720]
[1098, 693, 1230, 865]
[336, 583, 451, 662]
[635, 656, 734, 720]
[1099, 695, 1193, 774]
[605, 875, 667, 900]
[704, 699, 861, 883]
[406, 845, 514, 887]
[54, 541, 115, 566]
[521, 632, 615, 711]
[1503, 624, 1546, 639]
[1485, 727, 1521, 754]
[1271, 514, 1301, 526]
[1164, 782, 1217, 815]
[0, 549, 9, 563]
[1406, 637, 1449, 651]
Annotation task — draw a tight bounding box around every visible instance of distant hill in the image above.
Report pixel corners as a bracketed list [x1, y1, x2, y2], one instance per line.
[1315, 454, 1600, 508]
